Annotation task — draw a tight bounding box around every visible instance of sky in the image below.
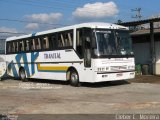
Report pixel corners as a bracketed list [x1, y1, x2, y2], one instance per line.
[0, 0, 160, 33]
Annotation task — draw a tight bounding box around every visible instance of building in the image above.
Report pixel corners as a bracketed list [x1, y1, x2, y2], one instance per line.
[119, 18, 160, 75]
[131, 29, 160, 75]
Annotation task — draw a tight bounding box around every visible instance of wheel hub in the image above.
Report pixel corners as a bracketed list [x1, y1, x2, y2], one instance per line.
[71, 73, 78, 81]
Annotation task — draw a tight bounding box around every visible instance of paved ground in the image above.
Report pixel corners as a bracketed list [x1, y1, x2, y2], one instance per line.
[0, 75, 160, 116]
[130, 75, 160, 84]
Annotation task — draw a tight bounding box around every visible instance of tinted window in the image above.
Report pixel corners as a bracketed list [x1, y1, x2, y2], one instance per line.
[57, 30, 73, 48]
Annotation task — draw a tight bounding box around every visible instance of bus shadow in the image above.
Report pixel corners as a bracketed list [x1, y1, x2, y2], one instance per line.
[28, 79, 130, 88]
[81, 80, 130, 88]
[28, 79, 69, 86]
[1, 77, 131, 88]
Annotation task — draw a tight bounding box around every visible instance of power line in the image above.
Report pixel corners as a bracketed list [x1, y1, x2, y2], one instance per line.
[0, 0, 61, 10]
[25, 0, 81, 8]
[0, 32, 26, 34]
[0, 0, 121, 14]
[0, 18, 66, 26]
[0, 0, 75, 9]
[3, 0, 101, 9]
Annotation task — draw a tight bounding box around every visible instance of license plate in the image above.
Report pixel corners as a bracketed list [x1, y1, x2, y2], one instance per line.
[116, 73, 123, 77]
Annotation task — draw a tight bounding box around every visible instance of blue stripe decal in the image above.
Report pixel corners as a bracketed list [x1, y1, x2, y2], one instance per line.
[8, 52, 39, 78]
[15, 53, 30, 77]
[8, 61, 19, 77]
[32, 33, 36, 37]
[31, 52, 39, 75]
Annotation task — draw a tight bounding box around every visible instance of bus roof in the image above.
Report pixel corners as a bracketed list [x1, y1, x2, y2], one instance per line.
[6, 22, 128, 41]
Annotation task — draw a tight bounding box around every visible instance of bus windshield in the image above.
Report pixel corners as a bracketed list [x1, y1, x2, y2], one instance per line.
[94, 29, 133, 56]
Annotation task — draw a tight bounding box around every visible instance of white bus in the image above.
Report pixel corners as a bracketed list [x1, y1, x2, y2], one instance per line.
[6, 22, 135, 86]
[0, 39, 6, 79]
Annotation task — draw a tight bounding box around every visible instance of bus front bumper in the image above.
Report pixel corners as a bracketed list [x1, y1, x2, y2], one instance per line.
[94, 71, 135, 82]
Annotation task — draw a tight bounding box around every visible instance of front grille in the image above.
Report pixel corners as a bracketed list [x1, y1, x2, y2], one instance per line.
[110, 66, 127, 71]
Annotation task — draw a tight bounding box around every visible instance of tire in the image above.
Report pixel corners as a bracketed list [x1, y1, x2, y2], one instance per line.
[69, 70, 80, 87]
[19, 68, 28, 82]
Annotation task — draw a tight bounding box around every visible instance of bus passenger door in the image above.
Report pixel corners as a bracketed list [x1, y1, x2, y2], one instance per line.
[83, 28, 91, 68]
[76, 28, 92, 68]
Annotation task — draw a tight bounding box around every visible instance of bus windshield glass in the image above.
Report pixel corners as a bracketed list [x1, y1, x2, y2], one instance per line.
[94, 29, 133, 56]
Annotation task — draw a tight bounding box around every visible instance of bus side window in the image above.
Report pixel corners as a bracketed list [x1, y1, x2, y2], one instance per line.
[19, 40, 25, 52]
[31, 39, 36, 50]
[25, 40, 30, 51]
[57, 33, 63, 47]
[64, 33, 68, 46]
[12, 42, 15, 53]
[11, 42, 15, 53]
[76, 29, 83, 58]
[38, 38, 42, 50]
[51, 34, 56, 49]
[34, 38, 41, 50]
[16, 42, 19, 52]
[42, 36, 49, 50]
[31, 40, 33, 50]
[66, 31, 73, 47]
[60, 33, 65, 47]
[7, 42, 12, 53]
[6, 41, 21, 54]
[46, 37, 49, 49]
[57, 30, 73, 48]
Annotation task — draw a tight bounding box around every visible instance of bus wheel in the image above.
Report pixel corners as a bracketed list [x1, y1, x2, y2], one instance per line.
[19, 68, 28, 82]
[69, 70, 80, 87]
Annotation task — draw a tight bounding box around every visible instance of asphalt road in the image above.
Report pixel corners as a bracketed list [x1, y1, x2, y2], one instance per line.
[0, 76, 160, 119]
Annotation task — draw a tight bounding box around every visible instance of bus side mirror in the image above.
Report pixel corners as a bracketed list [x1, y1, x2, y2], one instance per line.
[91, 37, 97, 49]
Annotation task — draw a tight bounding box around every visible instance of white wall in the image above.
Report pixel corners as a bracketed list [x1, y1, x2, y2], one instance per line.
[155, 41, 160, 75]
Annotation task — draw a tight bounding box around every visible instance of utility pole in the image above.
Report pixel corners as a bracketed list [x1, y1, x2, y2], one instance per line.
[131, 8, 142, 20]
